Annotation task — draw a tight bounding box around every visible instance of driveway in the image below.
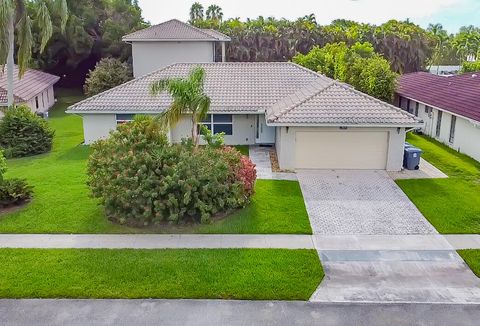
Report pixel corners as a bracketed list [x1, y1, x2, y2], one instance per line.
[296, 170, 436, 235]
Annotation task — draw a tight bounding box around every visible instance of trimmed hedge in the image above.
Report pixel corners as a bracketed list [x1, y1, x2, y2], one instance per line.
[0, 105, 54, 158]
[87, 117, 256, 226]
[0, 150, 33, 208]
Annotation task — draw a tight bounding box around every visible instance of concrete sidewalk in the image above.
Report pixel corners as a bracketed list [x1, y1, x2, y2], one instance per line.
[1, 299, 479, 326]
[0, 234, 479, 249]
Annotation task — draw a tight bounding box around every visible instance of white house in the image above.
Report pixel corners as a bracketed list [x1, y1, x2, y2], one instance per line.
[67, 62, 422, 171]
[396, 72, 480, 162]
[123, 19, 231, 78]
[0, 65, 59, 115]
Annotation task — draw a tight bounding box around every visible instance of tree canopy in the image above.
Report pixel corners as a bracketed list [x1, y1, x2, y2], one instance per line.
[293, 42, 398, 102]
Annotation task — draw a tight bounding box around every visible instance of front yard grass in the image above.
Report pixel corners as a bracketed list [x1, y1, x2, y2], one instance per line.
[396, 133, 480, 234]
[0, 90, 311, 234]
[0, 248, 323, 300]
[458, 250, 480, 278]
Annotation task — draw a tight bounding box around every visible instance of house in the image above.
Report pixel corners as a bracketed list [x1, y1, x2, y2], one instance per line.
[67, 62, 422, 171]
[396, 72, 480, 162]
[0, 65, 60, 115]
[123, 19, 231, 78]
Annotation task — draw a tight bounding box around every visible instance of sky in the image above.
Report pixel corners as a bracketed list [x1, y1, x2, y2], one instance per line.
[137, 0, 480, 33]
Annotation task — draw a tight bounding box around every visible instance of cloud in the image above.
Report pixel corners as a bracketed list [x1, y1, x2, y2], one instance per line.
[138, 0, 467, 26]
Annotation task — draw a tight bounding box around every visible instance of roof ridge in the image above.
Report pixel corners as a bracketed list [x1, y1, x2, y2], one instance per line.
[268, 81, 337, 122]
[334, 81, 421, 122]
[67, 62, 183, 112]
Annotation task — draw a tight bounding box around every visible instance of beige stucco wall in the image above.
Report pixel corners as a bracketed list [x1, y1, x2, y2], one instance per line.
[276, 126, 406, 171]
[82, 114, 117, 144]
[408, 100, 480, 163]
[131, 41, 215, 77]
[81, 113, 257, 145]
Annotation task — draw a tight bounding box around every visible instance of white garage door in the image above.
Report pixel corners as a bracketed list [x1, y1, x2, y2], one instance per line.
[295, 131, 389, 170]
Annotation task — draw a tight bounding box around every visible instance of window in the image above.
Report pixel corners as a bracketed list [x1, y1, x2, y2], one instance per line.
[425, 105, 431, 114]
[414, 102, 419, 117]
[35, 96, 39, 109]
[406, 99, 411, 113]
[398, 96, 402, 107]
[435, 110, 442, 137]
[116, 114, 135, 124]
[449, 116, 456, 143]
[200, 114, 233, 135]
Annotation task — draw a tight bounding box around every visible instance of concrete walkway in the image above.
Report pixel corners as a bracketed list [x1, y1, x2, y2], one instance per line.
[249, 146, 297, 180]
[1, 299, 479, 326]
[388, 158, 448, 180]
[1, 234, 479, 250]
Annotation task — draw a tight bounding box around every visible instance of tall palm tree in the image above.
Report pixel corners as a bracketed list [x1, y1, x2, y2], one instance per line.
[150, 66, 211, 147]
[189, 2, 204, 24]
[206, 4, 223, 22]
[0, 0, 68, 107]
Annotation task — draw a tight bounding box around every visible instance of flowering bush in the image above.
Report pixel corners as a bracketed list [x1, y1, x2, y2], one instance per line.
[87, 117, 256, 226]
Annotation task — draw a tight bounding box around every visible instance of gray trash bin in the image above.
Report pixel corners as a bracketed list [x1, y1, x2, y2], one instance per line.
[403, 142, 414, 166]
[404, 147, 422, 170]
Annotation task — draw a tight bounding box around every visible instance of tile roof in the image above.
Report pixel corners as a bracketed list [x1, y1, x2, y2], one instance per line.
[0, 65, 59, 105]
[267, 80, 422, 126]
[67, 62, 421, 127]
[122, 19, 230, 42]
[67, 62, 324, 114]
[397, 72, 480, 122]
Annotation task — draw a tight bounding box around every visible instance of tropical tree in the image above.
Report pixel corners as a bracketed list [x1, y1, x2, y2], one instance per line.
[150, 66, 211, 147]
[0, 0, 68, 106]
[206, 4, 223, 22]
[189, 2, 204, 24]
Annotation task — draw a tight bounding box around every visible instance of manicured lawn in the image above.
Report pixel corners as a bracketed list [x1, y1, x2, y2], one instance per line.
[396, 133, 480, 234]
[0, 248, 323, 299]
[458, 250, 480, 278]
[0, 90, 311, 234]
[234, 145, 249, 156]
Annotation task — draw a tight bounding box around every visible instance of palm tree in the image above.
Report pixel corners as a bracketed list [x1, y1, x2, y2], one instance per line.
[150, 66, 211, 147]
[206, 4, 223, 22]
[0, 0, 68, 107]
[189, 2, 204, 24]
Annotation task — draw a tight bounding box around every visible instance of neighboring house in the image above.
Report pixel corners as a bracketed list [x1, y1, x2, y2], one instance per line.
[67, 62, 421, 171]
[123, 19, 231, 78]
[429, 65, 460, 76]
[0, 65, 60, 115]
[396, 72, 480, 162]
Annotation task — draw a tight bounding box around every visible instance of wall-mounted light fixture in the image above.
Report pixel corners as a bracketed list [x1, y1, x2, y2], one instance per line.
[339, 126, 348, 130]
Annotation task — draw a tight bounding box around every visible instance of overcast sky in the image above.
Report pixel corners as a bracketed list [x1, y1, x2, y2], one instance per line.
[137, 0, 480, 33]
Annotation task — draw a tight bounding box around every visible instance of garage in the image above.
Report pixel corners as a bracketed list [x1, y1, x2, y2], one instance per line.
[295, 131, 389, 170]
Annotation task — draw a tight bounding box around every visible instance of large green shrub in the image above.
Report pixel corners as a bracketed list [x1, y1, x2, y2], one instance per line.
[0, 149, 33, 208]
[87, 117, 255, 226]
[84, 58, 132, 96]
[0, 105, 55, 158]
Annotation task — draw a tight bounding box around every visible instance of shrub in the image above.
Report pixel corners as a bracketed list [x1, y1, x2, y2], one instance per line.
[87, 117, 256, 226]
[0, 105, 54, 158]
[0, 179, 33, 208]
[0, 150, 33, 208]
[461, 60, 480, 73]
[84, 58, 132, 96]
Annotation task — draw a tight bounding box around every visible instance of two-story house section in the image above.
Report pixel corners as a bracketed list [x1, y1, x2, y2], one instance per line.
[123, 19, 231, 77]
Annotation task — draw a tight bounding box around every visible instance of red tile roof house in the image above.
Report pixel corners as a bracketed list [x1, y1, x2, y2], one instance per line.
[395, 72, 480, 162]
[0, 65, 60, 117]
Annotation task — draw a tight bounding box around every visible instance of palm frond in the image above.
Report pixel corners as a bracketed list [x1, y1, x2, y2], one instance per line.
[149, 79, 170, 96]
[55, 0, 68, 33]
[16, 12, 33, 77]
[157, 101, 184, 129]
[192, 94, 211, 122]
[0, 0, 14, 66]
[37, 1, 53, 53]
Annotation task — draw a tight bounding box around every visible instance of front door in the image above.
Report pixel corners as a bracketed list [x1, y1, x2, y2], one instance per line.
[255, 114, 275, 144]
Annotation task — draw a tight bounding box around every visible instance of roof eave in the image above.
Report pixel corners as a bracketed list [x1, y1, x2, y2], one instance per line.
[122, 37, 228, 42]
[266, 121, 425, 128]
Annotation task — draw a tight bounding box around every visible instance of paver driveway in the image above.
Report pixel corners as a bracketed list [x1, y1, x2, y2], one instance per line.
[296, 170, 436, 235]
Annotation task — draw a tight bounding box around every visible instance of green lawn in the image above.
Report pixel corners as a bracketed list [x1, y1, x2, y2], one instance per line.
[458, 250, 480, 278]
[0, 248, 323, 299]
[396, 133, 480, 234]
[0, 90, 311, 234]
[234, 145, 249, 156]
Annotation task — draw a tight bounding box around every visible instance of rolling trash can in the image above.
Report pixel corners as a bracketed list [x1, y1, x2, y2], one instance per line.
[404, 147, 422, 170]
